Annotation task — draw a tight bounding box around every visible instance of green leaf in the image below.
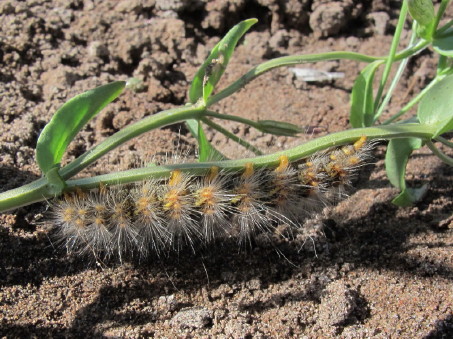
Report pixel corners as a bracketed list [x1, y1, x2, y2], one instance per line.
[385, 138, 424, 206]
[350, 61, 382, 128]
[256, 120, 303, 136]
[408, 0, 435, 39]
[198, 121, 213, 162]
[433, 27, 453, 57]
[188, 18, 258, 104]
[386, 138, 422, 189]
[392, 185, 428, 206]
[408, 0, 435, 26]
[36, 81, 126, 174]
[185, 119, 226, 161]
[417, 74, 453, 137]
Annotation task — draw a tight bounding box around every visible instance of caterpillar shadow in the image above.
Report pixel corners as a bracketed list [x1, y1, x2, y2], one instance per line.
[0, 158, 451, 337]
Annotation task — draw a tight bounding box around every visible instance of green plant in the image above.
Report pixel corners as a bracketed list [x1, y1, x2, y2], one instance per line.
[0, 0, 452, 215]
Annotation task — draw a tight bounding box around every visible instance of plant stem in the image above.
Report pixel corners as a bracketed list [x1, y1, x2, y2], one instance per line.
[0, 178, 50, 213]
[0, 123, 437, 212]
[208, 40, 429, 107]
[204, 110, 262, 129]
[64, 124, 437, 189]
[436, 19, 453, 35]
[435, 135, 453, 148]
[374, 21, 418, 123]
[426, 140, 453, 166]
[434, 0, 452, 33]
[374, 0, 408, 113]
[394, 39, 430, 59]
[207, 52, 382, 106]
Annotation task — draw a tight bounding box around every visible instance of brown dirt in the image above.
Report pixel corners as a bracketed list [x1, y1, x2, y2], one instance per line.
[0, 0, 452, 338]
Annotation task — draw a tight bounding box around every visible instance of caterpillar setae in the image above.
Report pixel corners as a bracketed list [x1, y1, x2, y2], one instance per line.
[51, 136, 372, 260]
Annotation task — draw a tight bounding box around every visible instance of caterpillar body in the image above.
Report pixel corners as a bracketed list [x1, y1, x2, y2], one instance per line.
[52, 137, 371, 260]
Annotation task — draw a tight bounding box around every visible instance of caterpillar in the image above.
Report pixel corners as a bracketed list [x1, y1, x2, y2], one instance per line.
[51, 136, 372, 261]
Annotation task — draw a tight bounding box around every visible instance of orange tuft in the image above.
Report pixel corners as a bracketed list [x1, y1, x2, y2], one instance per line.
[242, 162, 254, 179]
[275, 155, 289, 173]
[195, 186, 216, 207]
[353, 136, 367, 151]
[341, 146, 353, 156]
[94, 217, 105, 226]
[207, 166, 219, 182]
[169, 170, 183, 187]
[163, 189, 184, 213]
[348, 156, 360, 165]
[62, 208, 75, 222]
[74, 218, 86, 229]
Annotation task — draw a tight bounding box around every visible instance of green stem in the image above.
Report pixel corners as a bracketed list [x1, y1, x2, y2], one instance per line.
[204, 110, 262, 129]
[207, 52, 381, 106]
[436, 18, 453, 35]
[374, 0, 408, 112]
[426, 140, 453, 166]
[65, 124, 437, 189]
[0, 177, 50, 213]
[437, 55, 448, 75]
[0, 123, 435, 213]
[394, 39, 430, 59]
[208, 41, 429, 107]
[435, 135, 453, 148]
[374, 21, 418, 123]
[434, 0, 452, 33]
[201, 117, 264, 155]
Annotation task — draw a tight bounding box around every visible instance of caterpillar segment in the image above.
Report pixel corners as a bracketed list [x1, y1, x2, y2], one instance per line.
[193, 166, 233, 242]
[83, 192, 112, 256]
[130, 180, 168, 257]
[268, 155, 303, 220]
[161, 170, 199, 251]
[106, 190, 139, 262]
[231, 162, 275, 246]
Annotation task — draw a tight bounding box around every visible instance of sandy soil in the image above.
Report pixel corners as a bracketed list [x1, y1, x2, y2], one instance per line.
[0, 0, 452, 338]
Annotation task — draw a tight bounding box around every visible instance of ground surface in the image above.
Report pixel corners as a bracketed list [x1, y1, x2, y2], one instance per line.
[0, 0, 452, 338]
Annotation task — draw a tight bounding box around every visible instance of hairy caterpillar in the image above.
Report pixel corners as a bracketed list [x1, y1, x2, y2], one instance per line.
[51, 136, 372, 261]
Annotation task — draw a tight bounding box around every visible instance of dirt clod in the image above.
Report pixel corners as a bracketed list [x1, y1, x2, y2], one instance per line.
[318, 281, 365, 327]
[171, 306, 213, 329]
